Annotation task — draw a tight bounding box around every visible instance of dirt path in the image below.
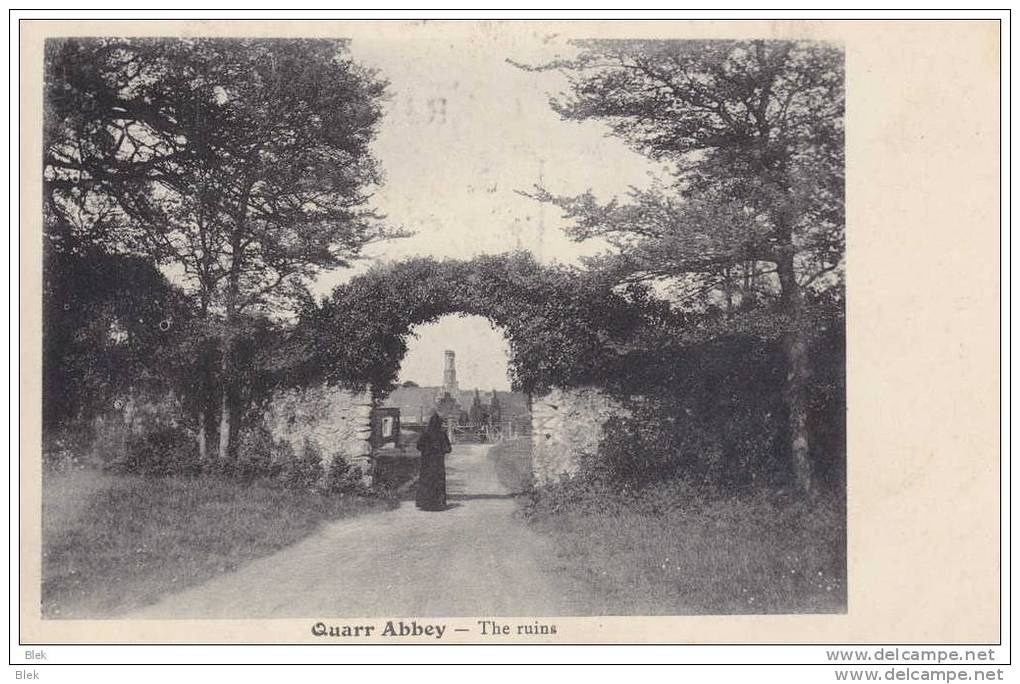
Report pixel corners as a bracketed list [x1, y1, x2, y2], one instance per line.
[131, 444, 585, 618]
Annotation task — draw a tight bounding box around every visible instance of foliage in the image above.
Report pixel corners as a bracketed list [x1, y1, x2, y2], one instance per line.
[279, 439, 324, 490]
[42, 233, 194, 428]
[44, 37, 407, 460]
[43, 225, 292, 464]
[323, 454, 370, 496]
[111, 426, 202, 478]
[519, 39, 845, 494]
[586, 315, 845, 491]
[44, 37, 402, 313]
[370, 452, 420, 494]
[222, 317, 293, 427]
[518, 39, 844, 308]
[39, 37, 848, 499]
[229, 424, 281, 483]
[293, 252, 654, 396]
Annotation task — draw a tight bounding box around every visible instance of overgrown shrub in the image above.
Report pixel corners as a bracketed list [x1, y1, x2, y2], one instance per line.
[112, 426, 201, 477]
[43, 238, 194, 431]
[587, 323, 845, 492]
[590, 391, 783, 490]
[231, 425, 281, 482]
[323, 454, 369, 496]
[280, 438, 323, 490]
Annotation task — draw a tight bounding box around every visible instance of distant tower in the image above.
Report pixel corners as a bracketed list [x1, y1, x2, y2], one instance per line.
[442, 350, 458, 393]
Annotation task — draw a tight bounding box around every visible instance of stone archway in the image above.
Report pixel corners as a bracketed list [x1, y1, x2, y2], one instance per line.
[264, 253, 641, 488]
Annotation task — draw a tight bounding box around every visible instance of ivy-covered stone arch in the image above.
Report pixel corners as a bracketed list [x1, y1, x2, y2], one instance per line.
[270, 252, 655, 487]
[293, 252, 651, 398]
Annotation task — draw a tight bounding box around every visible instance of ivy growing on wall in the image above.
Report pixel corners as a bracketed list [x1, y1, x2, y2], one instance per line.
[290, 252, 659, 397]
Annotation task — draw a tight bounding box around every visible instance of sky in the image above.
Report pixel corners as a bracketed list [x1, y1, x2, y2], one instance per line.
[309, 25, 664, 390]
[399, 315, 512, 390]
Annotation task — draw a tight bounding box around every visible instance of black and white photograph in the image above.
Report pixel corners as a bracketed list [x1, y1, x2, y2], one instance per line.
[18, 16, 1001, 656]
[38, 26, 847, 623]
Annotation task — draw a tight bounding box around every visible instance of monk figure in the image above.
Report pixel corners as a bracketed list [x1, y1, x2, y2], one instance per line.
[415, 413, 451, 511]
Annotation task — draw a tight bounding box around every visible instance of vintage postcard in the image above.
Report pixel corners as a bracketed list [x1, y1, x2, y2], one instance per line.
[18, 18, 1000, 646]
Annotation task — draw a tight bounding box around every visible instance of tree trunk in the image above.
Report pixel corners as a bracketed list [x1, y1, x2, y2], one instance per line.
[217, 320, 234, 462]
[217, 385, 231, 461]
[197, 411, 208, 461]
[218, 229, 242, 463]
[723, 267, 734, 317]
[196, 289, 212, 464]
[776, 245, 814, 496]
[783, 326, 812, 494]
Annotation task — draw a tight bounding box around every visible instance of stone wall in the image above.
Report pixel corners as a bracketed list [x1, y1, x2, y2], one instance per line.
[263, 384, 373, 483]
[530, 387, 627, 486]
[262, 384, 626, 489]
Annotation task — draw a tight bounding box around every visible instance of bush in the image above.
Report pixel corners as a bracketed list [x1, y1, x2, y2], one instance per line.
[231, 425, 282, 482]
[322, 454, 369, 496]
[585, 323, 845, 492]
[279, 438, 323, 490]
[112, 426, 201, 477]
[590, 392, 783, 490]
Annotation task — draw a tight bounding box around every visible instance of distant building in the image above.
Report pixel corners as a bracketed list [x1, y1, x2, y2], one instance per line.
[442, 350, 458, 393]
[383, 350, 530, 432]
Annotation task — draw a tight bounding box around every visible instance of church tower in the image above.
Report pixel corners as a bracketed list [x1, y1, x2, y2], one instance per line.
[442, 350, 458, 393]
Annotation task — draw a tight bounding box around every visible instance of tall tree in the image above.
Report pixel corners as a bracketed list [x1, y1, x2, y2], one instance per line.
[519, 40, 844, 493]
[44, 38, 403, 461]
[42, 234, 193, 430]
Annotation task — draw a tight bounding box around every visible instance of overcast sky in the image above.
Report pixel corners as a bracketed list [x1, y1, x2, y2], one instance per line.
[312, 26, 662, 390]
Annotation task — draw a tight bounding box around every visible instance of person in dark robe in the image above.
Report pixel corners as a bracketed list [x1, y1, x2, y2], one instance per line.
[415, 413, 451, 511]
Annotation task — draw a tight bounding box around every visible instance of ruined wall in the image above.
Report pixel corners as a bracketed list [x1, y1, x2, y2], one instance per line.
[263, 385, 373, 482]
[82, 384, 624, 489]
[530, 387, 627, 486]
[263, 384, 626, 489]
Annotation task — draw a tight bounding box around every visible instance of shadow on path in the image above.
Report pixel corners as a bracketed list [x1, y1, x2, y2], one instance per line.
[448, 493, 519, 501]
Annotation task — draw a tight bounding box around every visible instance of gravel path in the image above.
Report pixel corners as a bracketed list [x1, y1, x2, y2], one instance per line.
[131, 443, 585, 618]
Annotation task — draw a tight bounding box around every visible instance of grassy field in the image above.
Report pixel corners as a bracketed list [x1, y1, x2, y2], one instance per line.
[42, 466, 394, 618]
[525, 480, 846, 615]
[517, 446, 846, 615]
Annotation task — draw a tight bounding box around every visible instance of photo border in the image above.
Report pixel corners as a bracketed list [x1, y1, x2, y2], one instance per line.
[10, 9, 1008, 665]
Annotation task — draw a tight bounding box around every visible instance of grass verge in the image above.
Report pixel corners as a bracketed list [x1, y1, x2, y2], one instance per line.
[523, 478, 846, 615]
[487, 437, 534, 494]
[42, 467, 395, 618]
